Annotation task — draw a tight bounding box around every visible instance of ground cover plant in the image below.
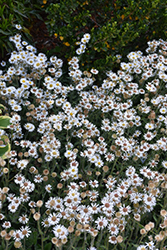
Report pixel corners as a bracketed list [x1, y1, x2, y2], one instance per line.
[0, 27, 167, 250]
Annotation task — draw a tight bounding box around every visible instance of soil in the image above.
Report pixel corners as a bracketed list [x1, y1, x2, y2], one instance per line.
[28, 16, 59, 52]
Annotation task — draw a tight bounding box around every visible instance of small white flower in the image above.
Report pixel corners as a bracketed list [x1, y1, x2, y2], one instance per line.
[162, 161, 167, 169]
[45, 184, 52, 193]
[20, 226, 32, 238]
[53, 225, 68, 239]
[18, 214, 29, 224]
[1, 61, 6, 66]
[15, 24, 22, 30]
[2, 221, 11, 228]
[83, 33, 91, 41]
[90, 68, 99, 74]
[76, 48, 82, 55]
[24, 123, 35, 132]
[17, 160, 29, 170]
[95, 216, 108, 230]
[0, 213, 5, 220]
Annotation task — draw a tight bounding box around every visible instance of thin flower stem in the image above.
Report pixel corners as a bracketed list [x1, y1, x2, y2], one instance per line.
[96, 230, 103, 249]
[105, 235, 109, 250]
[164, 190, 167, 210]
[111, 157, 118, 174]
[5, 241, 8, 250]
[70, 235, 77, 249]
[37, 220, 44, 250]
[58, 245, 62, 250]
[82, 231, 87, 248]
[90, 236, 95, 248]
[112, 244, 119, 250]
[160, 236, 167, 250]
[9, 170, 22, 182]
[23, 238, 26, 250]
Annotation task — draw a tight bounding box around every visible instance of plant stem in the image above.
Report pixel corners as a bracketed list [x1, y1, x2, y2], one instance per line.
[160, 236, 167, 250]
[96, 230, 103, 249]
[113, 244, 118, 250]
[90, 236, 95, 248]
[5, 240, 8, 250]
[70, 235, 77, 249]
[37, 219, 44, 250]
[82, 231, 87, 249]
[111, 157, 118, 174]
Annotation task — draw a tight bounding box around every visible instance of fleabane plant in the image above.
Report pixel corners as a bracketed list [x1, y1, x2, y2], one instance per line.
[0, 30, 167, 250]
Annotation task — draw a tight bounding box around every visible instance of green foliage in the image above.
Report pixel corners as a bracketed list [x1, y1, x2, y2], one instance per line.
[43, 0, 167, 72]
[0, 135, 11, 159]
[0, 104, 11, 159]
[0, 115, 11, 129]
[0, 0, 42, 58]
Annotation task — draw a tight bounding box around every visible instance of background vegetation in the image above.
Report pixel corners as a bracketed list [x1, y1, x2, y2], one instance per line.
[1, 0, 166, 72]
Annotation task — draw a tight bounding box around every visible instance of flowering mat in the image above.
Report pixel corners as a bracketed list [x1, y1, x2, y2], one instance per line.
[0, 29, 167, 250]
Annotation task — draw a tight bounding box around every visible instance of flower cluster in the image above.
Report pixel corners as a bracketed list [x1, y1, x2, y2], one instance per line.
[75, 33, 91, 55]
[0, 31, 167, 249]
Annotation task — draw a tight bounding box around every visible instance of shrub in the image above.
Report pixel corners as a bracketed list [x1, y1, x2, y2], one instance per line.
[43, 0, 167, 73]
[0, 31, 167, 249]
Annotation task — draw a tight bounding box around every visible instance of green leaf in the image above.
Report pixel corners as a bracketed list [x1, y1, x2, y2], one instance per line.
[0, 104, 6, 110]
[98, 246, 109, 250]
[0, 5, 5, 16]
[44, 243, 52, 250]
[0, 29, 10, 35]
[0, 243, 5, 250]
[153, 214, 158, 222]
[13, 8, 28, 18]
[7, 243, 14, 250]
[0, 116, 11, 129]
[0, 135, 11, 159]
[26, 231, 38, 248]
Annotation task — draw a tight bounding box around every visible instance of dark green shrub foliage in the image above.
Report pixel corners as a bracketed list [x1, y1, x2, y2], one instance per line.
[44, 0, 167, 72]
